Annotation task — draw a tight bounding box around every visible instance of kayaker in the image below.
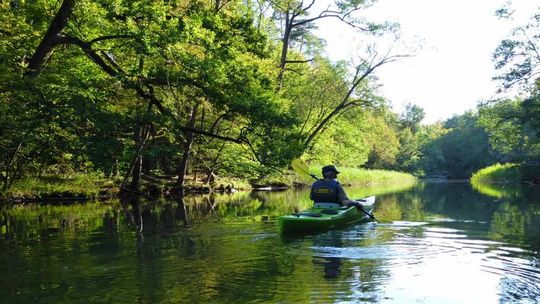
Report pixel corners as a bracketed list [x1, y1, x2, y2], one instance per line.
[309, 165, 365, 211]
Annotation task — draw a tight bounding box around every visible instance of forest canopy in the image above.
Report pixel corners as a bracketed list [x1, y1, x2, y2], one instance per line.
[1, 0, 539, 195]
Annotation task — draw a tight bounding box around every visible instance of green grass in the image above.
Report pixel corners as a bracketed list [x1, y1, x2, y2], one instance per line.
[251, 171, 297, 188]
[470, 163, 522, 184]
[304, 165, 417, 187]
[3, 172, 116, 199]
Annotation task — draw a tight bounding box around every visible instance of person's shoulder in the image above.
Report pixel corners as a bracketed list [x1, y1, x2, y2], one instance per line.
[320, 179, 339, 186]
[311, 179, 326, 186]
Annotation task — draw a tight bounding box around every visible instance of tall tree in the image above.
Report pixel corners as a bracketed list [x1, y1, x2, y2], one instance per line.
[270, 0, 388, 88]
[400, 102, 425, 133]
[2, 0, 298, 191]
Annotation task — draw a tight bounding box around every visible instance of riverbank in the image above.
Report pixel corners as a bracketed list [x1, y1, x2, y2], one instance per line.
[0, 173, 118, 204]
[0, 168, 416, 204]
[470, 163, 540, 185]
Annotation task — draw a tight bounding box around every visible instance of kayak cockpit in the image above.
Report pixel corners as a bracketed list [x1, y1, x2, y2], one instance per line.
[279, 196, 376, 234]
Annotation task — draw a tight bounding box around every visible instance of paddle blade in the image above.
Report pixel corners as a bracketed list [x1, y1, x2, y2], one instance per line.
[291, 159, 317, 181]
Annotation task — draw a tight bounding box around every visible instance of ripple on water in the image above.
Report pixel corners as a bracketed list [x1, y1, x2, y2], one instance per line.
[303, 218, 540, 303]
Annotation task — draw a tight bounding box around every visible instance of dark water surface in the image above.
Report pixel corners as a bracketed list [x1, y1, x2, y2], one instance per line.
[1, 182, 539, 303]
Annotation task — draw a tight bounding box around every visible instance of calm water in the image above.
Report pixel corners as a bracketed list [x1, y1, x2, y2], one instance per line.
[1, 182, 539, 303]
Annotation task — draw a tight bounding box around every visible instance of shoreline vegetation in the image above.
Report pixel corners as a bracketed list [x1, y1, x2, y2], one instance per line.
[2, 1, 540, 209]
[5, 161, 540, 204]
[471, 163, 540, 185]
[0, 167, 416, 204]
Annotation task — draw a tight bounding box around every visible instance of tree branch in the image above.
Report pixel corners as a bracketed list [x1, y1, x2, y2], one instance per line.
[285, 58, 314, 64]
[25, 0, 76, 77]
[89, 35, 135, 44]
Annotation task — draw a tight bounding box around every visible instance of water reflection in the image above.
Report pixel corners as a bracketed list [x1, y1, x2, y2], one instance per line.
[0, 182, 539, 303]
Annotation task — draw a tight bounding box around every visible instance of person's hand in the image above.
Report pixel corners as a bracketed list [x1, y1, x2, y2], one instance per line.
[354, 201, 365, 211]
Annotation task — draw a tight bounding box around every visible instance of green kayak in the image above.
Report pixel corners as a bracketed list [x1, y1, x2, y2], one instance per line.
[278, 196, 376, 234]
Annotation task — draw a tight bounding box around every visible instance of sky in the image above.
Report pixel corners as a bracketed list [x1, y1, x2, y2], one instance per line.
[315, 0, 539, 123]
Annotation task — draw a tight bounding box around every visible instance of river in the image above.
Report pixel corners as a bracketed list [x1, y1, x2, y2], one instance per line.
[1, 182, 539, 303]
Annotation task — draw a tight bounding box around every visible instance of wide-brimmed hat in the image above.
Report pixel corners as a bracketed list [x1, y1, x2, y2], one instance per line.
[322, 165, 340, 175]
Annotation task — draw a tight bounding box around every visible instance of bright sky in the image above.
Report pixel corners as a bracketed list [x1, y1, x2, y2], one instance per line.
[315, 0, 539, 123]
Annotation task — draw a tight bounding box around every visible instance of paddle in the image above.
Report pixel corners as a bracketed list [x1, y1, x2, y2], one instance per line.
[291, 158, 319, 181]
[290, 158, 378, 222]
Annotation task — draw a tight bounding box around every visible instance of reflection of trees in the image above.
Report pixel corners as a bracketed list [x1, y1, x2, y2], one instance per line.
[0, 201, 115, 241]
[489, 201, 540, 250]
[373, 196, 402, 221]
[375, 188, 428, 222]
[467, 183, 540, 251]
[120, 194, 144, 233]
[0, 201, 117, 301]
[2, 183, 540, 302]
[378, 182, 503, 222]
[384, 182, 540, 251]
[471, 182, 524, 198]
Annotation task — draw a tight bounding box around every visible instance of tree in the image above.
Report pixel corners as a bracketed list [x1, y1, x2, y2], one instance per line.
[1, 0, 299, 192]
[430, 113, 496, 178]
[400, 102, 425, 133]
[493, 7, 540, 91]
[267, 0, 407, 156]
[270, 0, 387, 88]
[478, 95, 540, 163]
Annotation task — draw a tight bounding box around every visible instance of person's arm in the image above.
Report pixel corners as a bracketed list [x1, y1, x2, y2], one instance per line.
[336, 183, 364, 209]
[336, 183, 350, 205]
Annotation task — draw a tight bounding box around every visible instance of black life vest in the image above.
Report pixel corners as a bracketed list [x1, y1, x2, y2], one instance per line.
[310, 179, 340, 203]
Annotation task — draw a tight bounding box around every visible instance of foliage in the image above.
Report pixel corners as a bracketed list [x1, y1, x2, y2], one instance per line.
[304, 109, 372, 167]
[493, 10, 540, 91]
[470, 163, 521, 184]
[4, 172, 112, 199]
[400, 102, 425, 133]
[418, 112, 496, 178]
[363, 110, 401, 169]
[466, 5, 540, 184]
[478, 95, 540, 163]
[305, 164, 416, 187]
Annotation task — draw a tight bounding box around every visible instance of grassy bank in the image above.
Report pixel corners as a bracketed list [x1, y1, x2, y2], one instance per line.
[254, 165, 417, 189]
[470, 163, 522, 184]
[1, 166, 416, 202]
[2, 173, 117, 201]
[307, 165, 417, 187]
[470, 162, 540, 187]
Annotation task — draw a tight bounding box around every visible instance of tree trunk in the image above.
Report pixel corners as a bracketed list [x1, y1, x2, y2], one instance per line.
[121, 123, 151, 192]
[303, 103, 348, 149]
[130, 156, 142, 192]
[204, 142, 226, 185]
[1, 141, 23, 191]
[25, 0, 76, 77]
[177, 104, 199, 193]
[277, 13, 293, 89]
[176, 197, 190, 228]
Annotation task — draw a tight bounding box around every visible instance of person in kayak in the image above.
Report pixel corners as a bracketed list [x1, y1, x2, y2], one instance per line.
[309, 165, 365, 211]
